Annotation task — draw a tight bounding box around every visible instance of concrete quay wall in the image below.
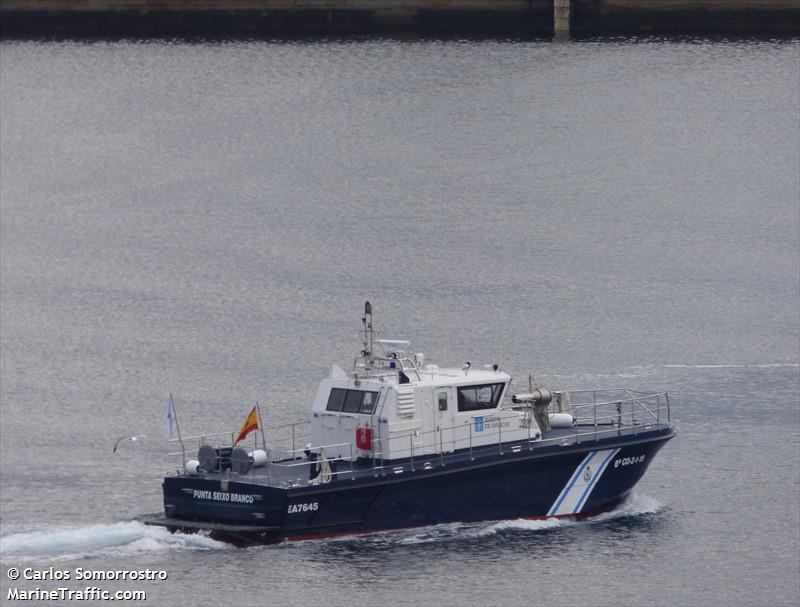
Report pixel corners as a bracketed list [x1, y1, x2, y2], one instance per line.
[1, 0, 798, 37]
[0, 0, 555, 36]
[573, 0, 799, 34]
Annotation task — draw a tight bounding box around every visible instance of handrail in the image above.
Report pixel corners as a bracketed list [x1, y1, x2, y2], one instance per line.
[272, 420, 311, 430]
[569, 394, 663, 410]
[169, 430, 233, 442]
[357, 392, 668, 461]
[167, 389, 671, 485]
[253, 416, 671, 488]
[624, 389, 659, 421]
[282, 441, 351, 456]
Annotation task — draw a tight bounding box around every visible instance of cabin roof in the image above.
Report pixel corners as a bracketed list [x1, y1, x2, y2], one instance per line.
[344, 366, 511, 389]
[401, 367, 510, 387]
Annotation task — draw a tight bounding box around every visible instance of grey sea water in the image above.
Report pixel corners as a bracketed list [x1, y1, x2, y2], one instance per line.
[1, 38, 798, 606]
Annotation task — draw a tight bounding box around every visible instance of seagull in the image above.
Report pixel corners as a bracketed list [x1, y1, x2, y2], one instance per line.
[112, 435, 146, 453]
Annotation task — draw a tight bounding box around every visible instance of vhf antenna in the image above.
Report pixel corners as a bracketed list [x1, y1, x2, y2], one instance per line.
[362, 301, 374, 367]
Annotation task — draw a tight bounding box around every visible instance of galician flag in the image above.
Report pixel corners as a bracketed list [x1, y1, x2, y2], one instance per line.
[235, 406, 259, 445]
[166, 396, 176, 439]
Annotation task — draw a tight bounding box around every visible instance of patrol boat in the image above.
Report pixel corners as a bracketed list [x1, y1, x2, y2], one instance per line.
[144, 303, 675, 544]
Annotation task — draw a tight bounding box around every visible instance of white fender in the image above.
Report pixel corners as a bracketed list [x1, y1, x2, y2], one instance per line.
[548, 413, 575, 428]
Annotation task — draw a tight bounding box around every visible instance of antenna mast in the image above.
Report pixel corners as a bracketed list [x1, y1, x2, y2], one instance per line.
[363, 301, 374, 368]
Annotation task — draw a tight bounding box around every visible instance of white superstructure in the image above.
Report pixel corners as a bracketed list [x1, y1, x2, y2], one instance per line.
[309, 303, 547, 462]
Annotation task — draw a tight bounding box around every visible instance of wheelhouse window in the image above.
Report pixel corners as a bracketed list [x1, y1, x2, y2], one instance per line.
[342, 389, 364, 413]
[359, 391, 379, 414]
[326, 388, 380, 414]
[457, 383, 505, 412]
[326, 388, 347, 412]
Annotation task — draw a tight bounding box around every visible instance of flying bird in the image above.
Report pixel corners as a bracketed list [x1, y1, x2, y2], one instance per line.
[112, 435, 146, 453]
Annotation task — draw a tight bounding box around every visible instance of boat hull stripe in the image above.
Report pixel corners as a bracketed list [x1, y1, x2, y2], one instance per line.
[547, 448, 620, 516]
[547, 451, 597, 517]
[573, 448, 620, 514]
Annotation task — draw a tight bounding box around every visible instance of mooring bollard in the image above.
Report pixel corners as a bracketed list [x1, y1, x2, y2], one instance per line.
[554, 0, 571, 40]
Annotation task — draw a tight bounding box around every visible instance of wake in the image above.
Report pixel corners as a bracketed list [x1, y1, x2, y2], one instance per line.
[1, 495, 664, 556]
[337, 493, 663, 547]
[0, 521, 228, 561]
[463, 492, 660, 540]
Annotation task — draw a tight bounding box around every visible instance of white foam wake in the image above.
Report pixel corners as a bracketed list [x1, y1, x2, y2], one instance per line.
[471, 516, 567, 537]
[0, 521, 228, 560]
[588, 492, 662, 521]
[473, 493, 662, 537]
[366, 493, 664, 546]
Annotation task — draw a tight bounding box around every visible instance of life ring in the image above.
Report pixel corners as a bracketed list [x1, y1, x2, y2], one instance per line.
[356, 426, 373, 450]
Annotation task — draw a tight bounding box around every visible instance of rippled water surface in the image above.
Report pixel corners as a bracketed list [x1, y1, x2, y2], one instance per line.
[1, 38, 798, 606]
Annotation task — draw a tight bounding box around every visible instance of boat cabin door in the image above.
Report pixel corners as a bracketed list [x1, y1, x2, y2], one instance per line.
[434, 387, 455, 453]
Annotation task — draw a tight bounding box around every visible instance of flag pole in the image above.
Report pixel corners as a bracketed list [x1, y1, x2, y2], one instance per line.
[170, 393, 186, 468]
[256, 401, 267, 452]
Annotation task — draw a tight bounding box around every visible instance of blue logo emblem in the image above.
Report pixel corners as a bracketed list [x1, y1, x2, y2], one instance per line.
[474, 416, 484, 432]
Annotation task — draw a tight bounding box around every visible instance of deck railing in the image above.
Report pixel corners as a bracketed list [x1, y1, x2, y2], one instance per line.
[169, 389, 671, 487]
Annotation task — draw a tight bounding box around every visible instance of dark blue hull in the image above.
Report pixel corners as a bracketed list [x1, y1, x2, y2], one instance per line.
[148, 427, 673, 543]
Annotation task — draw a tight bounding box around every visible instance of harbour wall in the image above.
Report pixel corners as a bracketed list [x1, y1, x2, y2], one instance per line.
[572, 0, 799, 35]
[1, 0, 798, 37]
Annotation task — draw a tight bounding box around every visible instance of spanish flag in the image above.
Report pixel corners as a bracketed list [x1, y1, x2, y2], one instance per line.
[234, 406, 259, 445]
